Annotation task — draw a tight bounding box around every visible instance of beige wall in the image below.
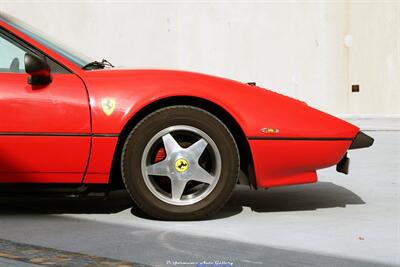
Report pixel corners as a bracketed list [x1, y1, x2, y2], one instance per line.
[0, 1, 398, 115]
[348, 2, 400, 114]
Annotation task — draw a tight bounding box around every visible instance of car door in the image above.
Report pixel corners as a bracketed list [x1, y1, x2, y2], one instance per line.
[0, 29, 91, 183]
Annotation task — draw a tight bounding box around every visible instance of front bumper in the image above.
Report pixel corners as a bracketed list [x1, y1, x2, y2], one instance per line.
[349, 131, 374, 149]
[336, 131, 374, 174]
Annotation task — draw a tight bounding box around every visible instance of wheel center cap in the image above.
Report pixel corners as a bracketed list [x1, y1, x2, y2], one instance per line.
[175, 158, 189, 172]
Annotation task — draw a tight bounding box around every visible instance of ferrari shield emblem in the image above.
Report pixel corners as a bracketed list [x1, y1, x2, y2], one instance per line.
[101, 98, 116, 116]
[175, 158, 189, 172]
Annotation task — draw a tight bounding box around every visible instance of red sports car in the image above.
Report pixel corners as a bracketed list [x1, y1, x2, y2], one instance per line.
[0, 13, 373, 220]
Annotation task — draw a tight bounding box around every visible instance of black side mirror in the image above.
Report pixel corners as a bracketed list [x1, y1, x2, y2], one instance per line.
[24, 53, 52, 85]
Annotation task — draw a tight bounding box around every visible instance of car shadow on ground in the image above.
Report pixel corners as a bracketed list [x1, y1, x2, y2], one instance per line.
[213, 181, 365, 219]
[0, 181, 365, 220]
[0, 190, 134, 215]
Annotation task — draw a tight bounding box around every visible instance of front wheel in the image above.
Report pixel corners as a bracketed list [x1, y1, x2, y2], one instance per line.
[121, 106, 239, 220]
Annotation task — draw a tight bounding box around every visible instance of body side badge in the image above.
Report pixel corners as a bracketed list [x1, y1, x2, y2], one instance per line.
[260, 128, 280, 134]
[101, 98, 116, 116]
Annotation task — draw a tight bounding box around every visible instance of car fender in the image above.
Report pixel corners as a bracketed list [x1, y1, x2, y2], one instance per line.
[82, 69, 358, 139]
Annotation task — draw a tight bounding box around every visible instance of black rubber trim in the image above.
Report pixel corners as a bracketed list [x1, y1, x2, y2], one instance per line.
[0, 132, 119, 137]
[248, 136, 353, 141]
[92, 133, 119, 137]
[336, 153, 350, 175]
[349, 131, 374, 149]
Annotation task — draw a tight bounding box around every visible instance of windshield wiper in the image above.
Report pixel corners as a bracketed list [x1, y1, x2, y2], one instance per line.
[83, 59, 114, 70]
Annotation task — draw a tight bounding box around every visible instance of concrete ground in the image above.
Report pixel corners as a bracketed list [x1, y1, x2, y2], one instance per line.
[0, 130, 398, 267]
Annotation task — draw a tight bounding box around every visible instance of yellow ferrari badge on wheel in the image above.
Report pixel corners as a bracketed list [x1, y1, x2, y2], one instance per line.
[101, 98, 116, 116]
[175, 159, 189, 172]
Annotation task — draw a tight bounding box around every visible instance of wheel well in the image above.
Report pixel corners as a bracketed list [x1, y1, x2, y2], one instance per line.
[108, 96, 256, 189]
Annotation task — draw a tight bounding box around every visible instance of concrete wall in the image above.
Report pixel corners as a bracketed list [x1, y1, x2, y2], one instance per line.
[348, 2, 400, 114]
[0, 1, 398, 115]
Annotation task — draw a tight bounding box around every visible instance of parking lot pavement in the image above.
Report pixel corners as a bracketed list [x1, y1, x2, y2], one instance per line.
[0, 131, 398, 267]
[0, 258, 41, 267]
[0, 238, 147, 267]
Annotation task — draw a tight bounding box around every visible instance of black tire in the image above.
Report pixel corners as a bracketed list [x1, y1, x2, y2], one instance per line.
[121, 105, 239, 220]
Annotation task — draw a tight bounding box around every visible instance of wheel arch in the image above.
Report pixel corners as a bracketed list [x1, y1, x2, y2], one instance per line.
[108, 96, 256, 189]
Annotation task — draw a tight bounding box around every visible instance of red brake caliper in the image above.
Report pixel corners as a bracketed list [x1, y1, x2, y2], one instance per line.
[154, 147, 166, 163]
[152, 147, 169, 189]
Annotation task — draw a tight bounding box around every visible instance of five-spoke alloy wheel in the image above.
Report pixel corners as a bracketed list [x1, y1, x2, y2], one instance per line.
[122, 106, 239, 220]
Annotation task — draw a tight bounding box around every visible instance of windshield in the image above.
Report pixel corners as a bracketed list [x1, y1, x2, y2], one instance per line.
[0, 13, 94, 68]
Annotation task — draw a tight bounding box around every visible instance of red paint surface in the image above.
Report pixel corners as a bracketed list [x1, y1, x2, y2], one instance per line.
[81, 69, 359, 139]
[0, 73, 90, 133]
[0, 136, 90, 183]
[249, 139, 352, 187]
[84, 137, 118, 184]
[0, 18, 361, 187]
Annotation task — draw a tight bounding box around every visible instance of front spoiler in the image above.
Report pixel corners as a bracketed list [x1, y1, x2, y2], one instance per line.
[336, 131, 374, 174]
